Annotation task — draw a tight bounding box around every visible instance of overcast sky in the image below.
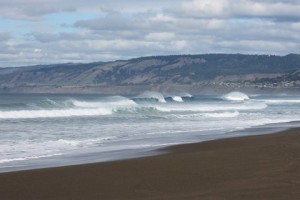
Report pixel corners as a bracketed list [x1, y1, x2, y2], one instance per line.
[0, 0, 299, 67]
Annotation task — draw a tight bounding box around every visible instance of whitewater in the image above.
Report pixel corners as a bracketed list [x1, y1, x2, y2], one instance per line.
[1, 92, 300, 172]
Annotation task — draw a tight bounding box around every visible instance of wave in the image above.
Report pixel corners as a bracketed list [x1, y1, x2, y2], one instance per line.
[0, 96, 140, 119]
[27, 98, 74, 109]
[0, 136, 117, 164]
[135, 91, 166, 103]
[223, 92, 250, 101]
[154, 102, 267, 112]
[0, 94, 267, 119]
[172, 96, 184, 102]
[114, 106, 162, 114]
[259, 99, 300, 104]
[165, 96, 184, 102]
[203, 111, 240, 118]
[169, 111, 240, 119]
[0, 108, 113, 119]
[180, 93, 193, 98]
[72, 97, 137, 108]
[0, 153, 63, 164]
[135, 92, 193, 103]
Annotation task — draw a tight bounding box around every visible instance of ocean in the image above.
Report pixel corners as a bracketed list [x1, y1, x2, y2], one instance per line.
[1, 91, 300, 172]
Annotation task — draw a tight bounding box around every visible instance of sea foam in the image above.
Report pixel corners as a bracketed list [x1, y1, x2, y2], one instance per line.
[223, 92, 250, 101]
[0, 96, 138, 119]
[136, 91, 166, 103]
[172, 96, 184, 102]
[0, 108, 113, 119]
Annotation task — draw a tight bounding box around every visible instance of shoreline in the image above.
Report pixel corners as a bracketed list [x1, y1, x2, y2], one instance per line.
[0, 121, 295, 173]
[1, 128, 300, 199]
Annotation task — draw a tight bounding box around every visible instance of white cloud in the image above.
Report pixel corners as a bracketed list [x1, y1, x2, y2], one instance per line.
[0, 32, 11, 41]
[33, 48, 42, 53]
[182, 0, 230, 18]
[0, 0, 299, 67]
[0, 4, 75, 21]
[145, 32, 176, 41]
[181, 0, 300, 20]
[150, 14, 177, 23]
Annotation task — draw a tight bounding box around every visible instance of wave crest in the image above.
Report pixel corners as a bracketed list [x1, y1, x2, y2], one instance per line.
[203, 111, 240, 118]
[0, 96, 138, 119]
[223, 92, 250, 101]
[136, 91, 166, 103]
[172, 96, 184, 102]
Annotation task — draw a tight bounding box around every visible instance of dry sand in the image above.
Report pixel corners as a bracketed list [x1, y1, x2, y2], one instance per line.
[1, 128, 300, 199]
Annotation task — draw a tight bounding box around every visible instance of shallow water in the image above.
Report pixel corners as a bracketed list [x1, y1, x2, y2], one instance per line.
[1, 92, 300, 172]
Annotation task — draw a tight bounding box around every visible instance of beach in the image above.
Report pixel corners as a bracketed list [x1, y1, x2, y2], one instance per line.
[1, 128, 300, 200]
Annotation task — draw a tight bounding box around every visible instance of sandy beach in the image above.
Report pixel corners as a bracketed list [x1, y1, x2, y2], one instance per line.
[1, 128, 300, 200]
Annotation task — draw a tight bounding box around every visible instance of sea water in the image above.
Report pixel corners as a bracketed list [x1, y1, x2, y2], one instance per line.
[1, 91, 300, 172]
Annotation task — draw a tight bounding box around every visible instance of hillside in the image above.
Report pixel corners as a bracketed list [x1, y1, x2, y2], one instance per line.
[1, 54, 300, 94]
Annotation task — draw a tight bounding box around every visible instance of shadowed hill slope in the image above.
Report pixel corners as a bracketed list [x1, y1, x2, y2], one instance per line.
[1, 54, 300, 94]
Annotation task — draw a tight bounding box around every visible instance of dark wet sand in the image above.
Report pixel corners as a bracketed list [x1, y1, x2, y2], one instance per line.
[1, 128, 300, 200]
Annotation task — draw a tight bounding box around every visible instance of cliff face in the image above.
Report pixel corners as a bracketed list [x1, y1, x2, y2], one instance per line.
[0, 54, 300, 94]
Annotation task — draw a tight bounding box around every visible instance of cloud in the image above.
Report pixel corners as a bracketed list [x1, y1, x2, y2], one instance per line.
[182, 0, 230, 18]
[74, 14, 138, 31]
[145, 32, 176, 41]
[0, 0, 300, 67]
[181, 0, 300, 21]
[0, 3, 76, 21]
[0, 32, 11, 41]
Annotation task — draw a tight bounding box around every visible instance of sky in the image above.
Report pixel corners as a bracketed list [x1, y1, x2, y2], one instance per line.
[0, 0, 300, 67]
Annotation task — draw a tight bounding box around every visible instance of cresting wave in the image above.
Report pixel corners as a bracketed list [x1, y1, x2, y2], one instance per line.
[0, 92, 268, 120]
[135, 91, 167, 103]
[2, 92, 300, 171]
[259, 99, 300, 104]
[0, 97, 137, 119]
[171, 96, 184, 102]
[0, 102, 267, 120]
[223, 92, 250, 101]
[0, 108, 113, 119]
[135, 91, 193, 103]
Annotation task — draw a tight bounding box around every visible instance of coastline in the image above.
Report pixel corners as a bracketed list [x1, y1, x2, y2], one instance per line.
[0, 121, 295, 173]
[1, 128, 300, 199]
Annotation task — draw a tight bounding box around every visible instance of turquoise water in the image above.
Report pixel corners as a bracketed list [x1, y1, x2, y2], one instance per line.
[1, 91, 300, 172]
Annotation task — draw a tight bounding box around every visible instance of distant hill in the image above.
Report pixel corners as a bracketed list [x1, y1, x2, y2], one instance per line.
[1, 54, 300, 94]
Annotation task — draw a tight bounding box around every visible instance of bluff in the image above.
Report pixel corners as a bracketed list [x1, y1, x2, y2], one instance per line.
[1, 54, 300, 94]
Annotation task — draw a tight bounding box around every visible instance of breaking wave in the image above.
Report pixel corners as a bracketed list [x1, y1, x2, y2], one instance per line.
[172, 96, 184, 102]
[0, 96, 137, 119]
[154, 102, 267, 112]
[180, 93, 193, 98]
[165, 96, 184, 102]
[223, 92, 250, 101]
[259, 99, 300, 104]
[169, 111, 240, 119]
[0, 108, 113, 119]
[0, 93, 268, 120]
[27, 98, 74, 109]
[72, 97, 137, 108]
[135, 91, 167, 103]
[134, 91, 194, 103]
[203, 111, 240, 118]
